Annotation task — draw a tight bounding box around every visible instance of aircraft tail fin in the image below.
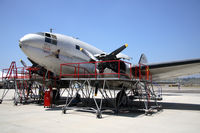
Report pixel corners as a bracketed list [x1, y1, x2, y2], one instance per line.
[138, 54, 148, 64]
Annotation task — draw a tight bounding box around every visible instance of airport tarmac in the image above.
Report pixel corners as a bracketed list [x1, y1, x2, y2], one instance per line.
[0, 87, 200, 133]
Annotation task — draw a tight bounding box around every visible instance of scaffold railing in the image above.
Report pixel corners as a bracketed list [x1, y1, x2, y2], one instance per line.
[60, 60, 152, 82]
[2, 64, 41, 81]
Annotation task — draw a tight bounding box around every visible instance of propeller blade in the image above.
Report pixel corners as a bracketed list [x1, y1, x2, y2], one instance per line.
[20, 59, 27, 67]
[105, 44, 128, 60]
[80, 48, 98, 62]
[95, 81, 99, 96]
[80, 44, 128, 74]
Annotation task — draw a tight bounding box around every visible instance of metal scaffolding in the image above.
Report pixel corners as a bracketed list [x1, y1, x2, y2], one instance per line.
[61, 78, 161, 118]
[0, 60, 162, 118]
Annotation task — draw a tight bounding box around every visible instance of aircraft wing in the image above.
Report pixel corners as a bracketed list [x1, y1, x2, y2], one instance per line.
[138, 58, 200, 80]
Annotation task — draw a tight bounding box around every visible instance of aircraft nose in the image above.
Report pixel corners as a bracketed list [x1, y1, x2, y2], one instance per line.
[19, 33, 42, 49]
[19, 34, 34, 48]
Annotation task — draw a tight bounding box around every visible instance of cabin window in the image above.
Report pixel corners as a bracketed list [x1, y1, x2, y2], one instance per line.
[76, 45, 80, 50]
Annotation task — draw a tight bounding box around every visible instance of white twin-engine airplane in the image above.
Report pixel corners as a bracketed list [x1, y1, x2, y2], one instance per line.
[19, 32, 200, 82]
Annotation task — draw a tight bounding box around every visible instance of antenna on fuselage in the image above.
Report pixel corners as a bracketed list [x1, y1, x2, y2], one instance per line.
[50, 28, 53, 33]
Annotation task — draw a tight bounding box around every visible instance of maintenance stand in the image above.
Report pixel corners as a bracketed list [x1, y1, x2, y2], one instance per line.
[0, 60, 162, 118]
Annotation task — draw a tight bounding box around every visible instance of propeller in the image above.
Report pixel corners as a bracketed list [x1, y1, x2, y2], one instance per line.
[97, 44, 128, 61]
[94, 81, 99, 96]
[80, 44, 128, 62]
[80, 48, 98, 62]
[80, 44, 128, 73]
[20, 59, 27, 68]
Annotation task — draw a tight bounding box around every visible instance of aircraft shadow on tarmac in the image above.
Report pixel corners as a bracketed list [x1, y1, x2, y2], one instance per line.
[159, 102, 200, 111]
[43, 99, 152, 118]
[44, 103, 200, 118]
[42, 97, 200, 118]
[45, 106, 144, 118]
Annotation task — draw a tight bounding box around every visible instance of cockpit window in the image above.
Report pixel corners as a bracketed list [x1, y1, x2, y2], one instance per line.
[45, 33, 51, 38]
[52, 39, 57, 45]
[45, 37, 51, 43]
[52, 34, 57, 39]
[45, 33, 57, 45]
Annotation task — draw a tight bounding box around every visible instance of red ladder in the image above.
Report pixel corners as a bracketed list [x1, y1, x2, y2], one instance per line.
[4, 61, 17, 80]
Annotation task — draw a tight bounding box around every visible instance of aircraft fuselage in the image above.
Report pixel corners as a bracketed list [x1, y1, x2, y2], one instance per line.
[19, 32, 105, 76]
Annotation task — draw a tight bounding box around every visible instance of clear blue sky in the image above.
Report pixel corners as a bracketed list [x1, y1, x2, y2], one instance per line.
[0, 0, 200, 69]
